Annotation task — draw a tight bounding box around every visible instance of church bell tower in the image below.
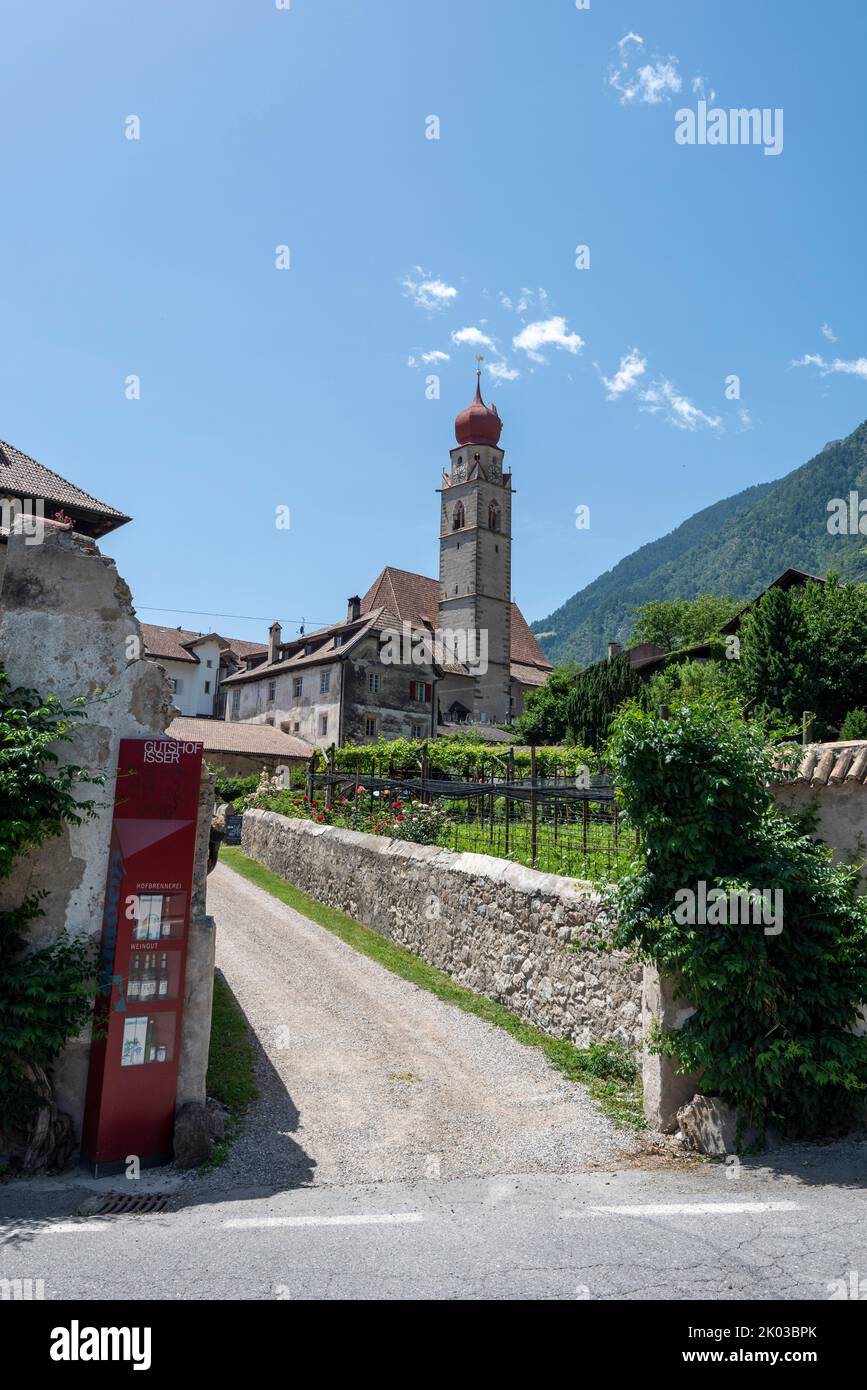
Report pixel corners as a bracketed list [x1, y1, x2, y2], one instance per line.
[437, 365, 512, 724]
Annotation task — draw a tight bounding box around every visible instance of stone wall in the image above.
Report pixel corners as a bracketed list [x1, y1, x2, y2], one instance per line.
[0, 524, 216, 1144]
[241, 809, 642, 1047]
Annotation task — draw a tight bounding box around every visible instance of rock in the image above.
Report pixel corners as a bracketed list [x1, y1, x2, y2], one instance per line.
[205, 1097, 228, 1142]
[676, 1094, 760, 1155]
[173, 1101, 215, 1168]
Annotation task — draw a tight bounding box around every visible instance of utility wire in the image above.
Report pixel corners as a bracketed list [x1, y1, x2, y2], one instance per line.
[136, 605, 336, 629]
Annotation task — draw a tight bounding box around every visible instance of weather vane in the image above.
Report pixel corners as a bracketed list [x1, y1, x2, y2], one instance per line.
[475, 353, 484, 371]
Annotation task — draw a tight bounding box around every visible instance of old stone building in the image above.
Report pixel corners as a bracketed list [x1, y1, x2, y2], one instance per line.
[221, 375, 551, 747]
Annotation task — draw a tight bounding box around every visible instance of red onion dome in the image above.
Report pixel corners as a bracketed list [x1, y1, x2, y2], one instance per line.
[454, 372, 503, 447]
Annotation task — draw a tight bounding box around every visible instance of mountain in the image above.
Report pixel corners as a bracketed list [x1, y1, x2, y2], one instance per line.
[533, 418, 867, 666]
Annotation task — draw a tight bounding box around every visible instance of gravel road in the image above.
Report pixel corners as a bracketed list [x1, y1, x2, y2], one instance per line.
[198, 862, 637, 1192]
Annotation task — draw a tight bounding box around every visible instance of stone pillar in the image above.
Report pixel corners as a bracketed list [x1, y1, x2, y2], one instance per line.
[176, 764, 217, 1108]
[642, 966, 701, 1131]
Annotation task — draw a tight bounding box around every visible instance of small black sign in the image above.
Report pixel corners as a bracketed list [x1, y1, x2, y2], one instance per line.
[224, 814, 243, 846]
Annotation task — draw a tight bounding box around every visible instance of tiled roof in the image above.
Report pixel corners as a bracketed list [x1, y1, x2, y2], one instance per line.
[141, 623, 268, 665]
[773, 741, 867, 787]
[221, 615, 378, 685]
[141, 624, 203, 664]
[511, 661, 550, 687]
[166, 716, 314, 759]
[0, 437, 130, 536]
[222, 566, 552, 688]
[361, 566, 552, 670]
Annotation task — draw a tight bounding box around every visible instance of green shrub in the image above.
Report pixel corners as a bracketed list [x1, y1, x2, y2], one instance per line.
[0, 674, 103, 1126]
[840, 709, 867, 741]
[250, 786, 448, 845]
[606, 695, 867, 1142]
[210, 769, 260, 804]
[333, 736, 593, 779]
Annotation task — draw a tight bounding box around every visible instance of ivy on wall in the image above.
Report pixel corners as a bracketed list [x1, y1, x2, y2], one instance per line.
[0, 672, 103, 1128]
[606, 695, 867, 1142]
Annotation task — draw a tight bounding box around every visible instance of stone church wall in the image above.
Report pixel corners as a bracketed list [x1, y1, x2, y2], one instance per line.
[242, 809, 642, 1048]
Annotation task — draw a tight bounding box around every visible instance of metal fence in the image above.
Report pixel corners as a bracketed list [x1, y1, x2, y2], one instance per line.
[309, 759, 639, 882]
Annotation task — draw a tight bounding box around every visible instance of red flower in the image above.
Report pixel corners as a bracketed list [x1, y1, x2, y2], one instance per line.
[392, 800, 403, 810]
[316, 814, 325, 823]
[396, 814, 404, 822]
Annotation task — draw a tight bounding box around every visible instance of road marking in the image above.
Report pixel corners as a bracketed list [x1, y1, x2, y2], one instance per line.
[1, 1222, 112, 1236]
[565, 1201, 800, 1218]
[223, 1212, 425, 1229]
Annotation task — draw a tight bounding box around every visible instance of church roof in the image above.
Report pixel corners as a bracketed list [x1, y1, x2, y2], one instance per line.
[360, 566, 552, 671]
[223, 567, 551, 687]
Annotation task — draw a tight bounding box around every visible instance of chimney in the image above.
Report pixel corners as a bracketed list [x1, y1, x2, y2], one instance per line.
[347, 595, 361, 623]
[268, 621, 282, 665]
[607, 641, 621, 662]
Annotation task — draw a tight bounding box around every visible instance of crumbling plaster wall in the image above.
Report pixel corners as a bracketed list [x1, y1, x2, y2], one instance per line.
[0, 525, 215, 1138]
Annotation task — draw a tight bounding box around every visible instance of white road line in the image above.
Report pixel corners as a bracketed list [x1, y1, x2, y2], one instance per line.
[223, 1212, 426, 1229]
[564, 1201, 800, 1218]
[1, 1222, 112, 1235]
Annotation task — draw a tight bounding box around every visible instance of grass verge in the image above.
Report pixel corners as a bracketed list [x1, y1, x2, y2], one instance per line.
[219, 845, 644, 1131]
[204, 969, 260, 1166]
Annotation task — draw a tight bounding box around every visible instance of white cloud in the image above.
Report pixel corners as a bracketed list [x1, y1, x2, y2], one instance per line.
[639, 378, 722, 431]
[512, 316, 583, 362]
[793, 352, 867, 380]
[820, 323, 838, 343]
[498, 286, 549, 315]
[451, 326, 495, 349]
[610, 52, 682, 105]
[618, 32, 644, 52]
[422, 350, 450, 364]
[692, 75, 717, 103]
[488, 361, 519, 383]
[600, 348, 647, 400]
[402, 267, 458, 312]
[737, 407, 753, 432]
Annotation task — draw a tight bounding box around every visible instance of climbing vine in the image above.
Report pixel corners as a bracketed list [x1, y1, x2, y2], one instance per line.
[0, 672, 103, 1129]
[606, 695, 867, 1142]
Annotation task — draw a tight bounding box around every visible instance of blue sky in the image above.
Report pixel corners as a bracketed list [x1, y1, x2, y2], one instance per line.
[2, 0, 866, 646]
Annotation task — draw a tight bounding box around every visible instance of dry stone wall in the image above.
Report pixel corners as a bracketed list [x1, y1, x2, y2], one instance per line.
[241, 809, 642, 1048]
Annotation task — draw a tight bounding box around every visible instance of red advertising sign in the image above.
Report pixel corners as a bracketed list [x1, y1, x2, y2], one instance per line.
[81, 738, 204, 1175]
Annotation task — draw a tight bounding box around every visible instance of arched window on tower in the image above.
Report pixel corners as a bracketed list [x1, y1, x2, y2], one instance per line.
[488, 502, 500, 531]
[452, 501, 465, 530]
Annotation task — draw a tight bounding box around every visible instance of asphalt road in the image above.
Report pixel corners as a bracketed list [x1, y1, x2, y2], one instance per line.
[2, 862, 867, 1302]
[2, 1165, 867, 1301]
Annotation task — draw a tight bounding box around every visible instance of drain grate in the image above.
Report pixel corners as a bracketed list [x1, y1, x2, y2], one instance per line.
[93, 1192, 172, 1216]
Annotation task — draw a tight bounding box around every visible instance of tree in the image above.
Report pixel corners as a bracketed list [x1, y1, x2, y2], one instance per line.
[731, 577, 867, 732]
[629, 594, 740, 653]
[794, 575, 867, 727]
[643, 656, 732, 712]
[516, 664, 582, 744]
[731, 585, 815, 723]
[563, 652, 643, 749]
